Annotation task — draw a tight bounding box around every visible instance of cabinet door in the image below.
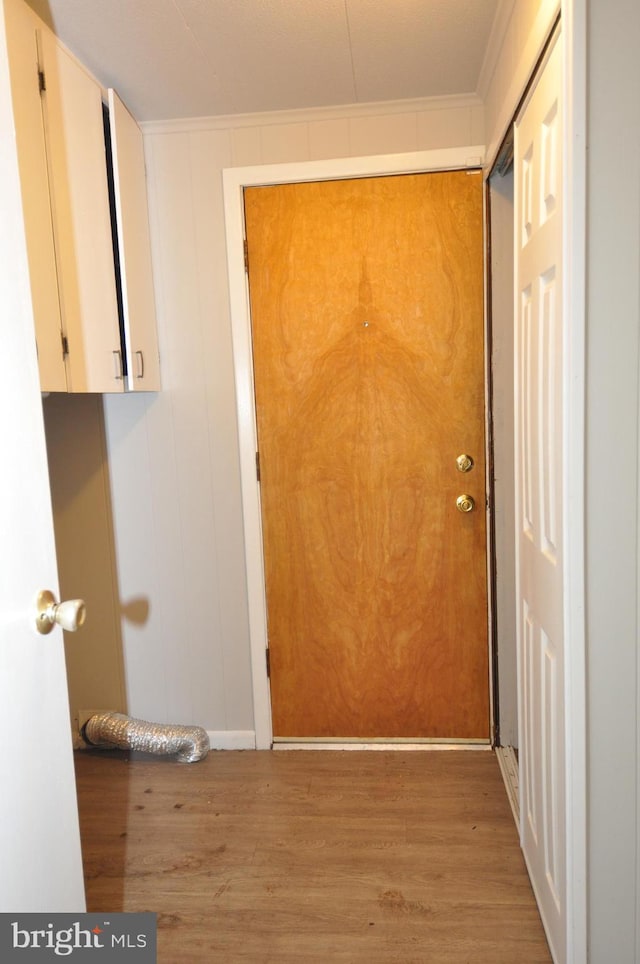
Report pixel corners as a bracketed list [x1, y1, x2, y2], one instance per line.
[108, 89, 161, 391]
[4, 0, 66, 392]
[39, 28, 123, 393]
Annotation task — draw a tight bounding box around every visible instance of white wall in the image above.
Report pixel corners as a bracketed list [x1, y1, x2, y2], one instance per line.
[585, 0, 640, 956]
[43, 393, 127, 736]
[481, 0, 561, 746]
[101, 96, 483, 745]
[481, 1, 562, 755]
[481, 0, 560, 166]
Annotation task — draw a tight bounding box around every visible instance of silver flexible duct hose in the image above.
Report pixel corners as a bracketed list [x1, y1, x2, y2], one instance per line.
[83, 712, 209, 763]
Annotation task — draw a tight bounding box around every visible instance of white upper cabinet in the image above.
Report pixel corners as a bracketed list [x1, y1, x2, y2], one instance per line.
[38, 26, 123, 393]
[107, 89, 161, 392]
[4, 0, 66, 391]
[3, 0, 160, 393]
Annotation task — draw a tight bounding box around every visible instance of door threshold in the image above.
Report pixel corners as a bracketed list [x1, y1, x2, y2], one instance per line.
[273, 739, 491, 751]
[495, 745, 519, 826]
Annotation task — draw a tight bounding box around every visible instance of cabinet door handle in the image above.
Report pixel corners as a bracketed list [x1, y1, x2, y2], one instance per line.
[113, 350, 123, 380]
[135, 350, 144, 379]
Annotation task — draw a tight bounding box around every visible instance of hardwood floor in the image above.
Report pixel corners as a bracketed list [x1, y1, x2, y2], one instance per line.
[75, 749, 551, 963]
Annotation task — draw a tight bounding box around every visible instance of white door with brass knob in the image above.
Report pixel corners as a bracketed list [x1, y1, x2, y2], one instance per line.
[0, 26, 84, 913]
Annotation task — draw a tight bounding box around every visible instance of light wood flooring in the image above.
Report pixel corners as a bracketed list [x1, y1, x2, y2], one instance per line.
[75, 749, 551, 963]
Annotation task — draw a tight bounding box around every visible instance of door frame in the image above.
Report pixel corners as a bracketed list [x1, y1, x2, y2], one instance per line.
[222, 144, 488, 750]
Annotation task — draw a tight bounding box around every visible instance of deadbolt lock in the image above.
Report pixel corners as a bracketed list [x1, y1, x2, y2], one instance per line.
[456, 494, 475, 514]
[456, 454, 474, 473]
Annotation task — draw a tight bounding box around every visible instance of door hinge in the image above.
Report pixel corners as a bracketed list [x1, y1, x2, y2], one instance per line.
[243, 239, 249, 272]
[61, 333, 69, 357]
[256, 450, 261, 482]
[38, 68, 46, 93]
[266, 648, 270, 678]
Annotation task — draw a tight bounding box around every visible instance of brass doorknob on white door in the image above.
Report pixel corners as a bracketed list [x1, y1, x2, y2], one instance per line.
[34, 590, 87, 635]
[456, 494, 475, 513]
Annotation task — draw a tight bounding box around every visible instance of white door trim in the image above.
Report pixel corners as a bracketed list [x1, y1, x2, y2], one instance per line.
[222, 145, 485, 750]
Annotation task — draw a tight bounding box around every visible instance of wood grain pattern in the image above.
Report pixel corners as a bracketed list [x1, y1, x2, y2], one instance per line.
[76, 749, 551, 963]
[245, 172, 488, 739]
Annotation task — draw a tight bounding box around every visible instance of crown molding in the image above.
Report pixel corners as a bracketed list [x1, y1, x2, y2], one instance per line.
[141, 92, 483, 136]
[476, 0, 517, 101]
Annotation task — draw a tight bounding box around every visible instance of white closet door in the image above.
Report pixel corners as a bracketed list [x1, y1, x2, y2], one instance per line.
[514, 32, 566, 963]
[108, 89, 161, 392]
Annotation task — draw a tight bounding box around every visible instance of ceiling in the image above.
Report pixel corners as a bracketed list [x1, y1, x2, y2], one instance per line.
[26, 0, 501, 122]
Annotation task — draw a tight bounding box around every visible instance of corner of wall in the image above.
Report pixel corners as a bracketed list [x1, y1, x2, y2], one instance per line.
[482, 0, 560, 169]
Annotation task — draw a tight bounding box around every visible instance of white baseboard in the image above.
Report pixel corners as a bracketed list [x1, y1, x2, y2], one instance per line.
[274, 742, 491, 751]
[206, 730, 256, 750]
[496, 745, 520, 827]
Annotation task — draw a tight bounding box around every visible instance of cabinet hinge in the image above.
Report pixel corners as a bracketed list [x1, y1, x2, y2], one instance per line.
[256, 451, 261, 482]
[38, 68, 46, 93]
[61, 333, 69, 357]
[243, 239, 249, 272]
[266, 648, 270, 678]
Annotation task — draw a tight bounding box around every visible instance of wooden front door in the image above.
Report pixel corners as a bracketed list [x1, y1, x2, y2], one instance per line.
[244, 170, 489, 741]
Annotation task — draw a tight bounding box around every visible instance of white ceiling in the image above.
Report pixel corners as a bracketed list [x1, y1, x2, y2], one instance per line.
[26, 0, 500, 122]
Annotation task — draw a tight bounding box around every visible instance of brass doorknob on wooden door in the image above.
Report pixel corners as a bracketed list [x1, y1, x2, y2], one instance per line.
[34, 590, 87, 635]
[456, 494, 475, 513]
[456, 453, 474, 472]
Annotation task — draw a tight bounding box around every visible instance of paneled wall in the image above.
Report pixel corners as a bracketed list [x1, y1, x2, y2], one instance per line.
[101, 95, 484, 746]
